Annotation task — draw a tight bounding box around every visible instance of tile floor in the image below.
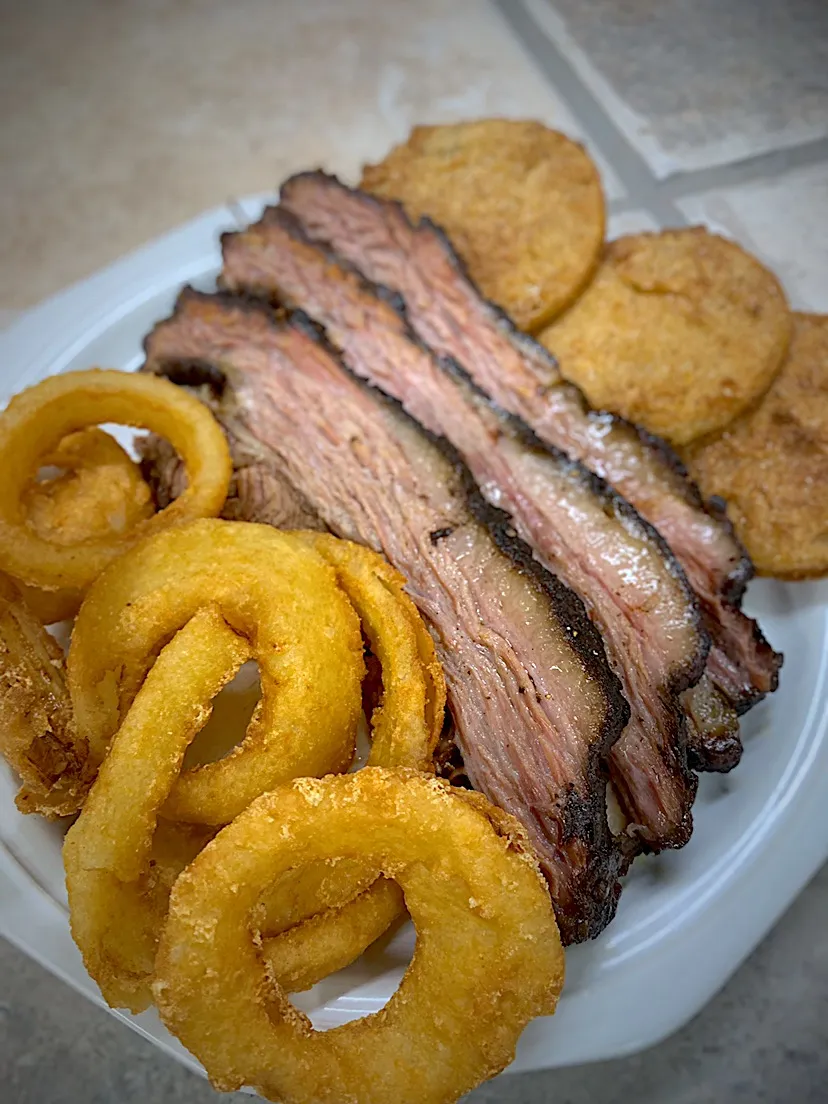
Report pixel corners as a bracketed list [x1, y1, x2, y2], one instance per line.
[2, 1, 827, 1101]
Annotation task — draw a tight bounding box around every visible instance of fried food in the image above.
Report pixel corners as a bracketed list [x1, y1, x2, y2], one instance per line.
[64, 607, 250, 1010]
[0, 369, 231, 592]
[539, 228, 792, 445]
[64, 522, 447, 1011]
[18, 428, 154, 624]
[0, 572, 90, 817]
[25, 427, 153, 544]
[153, 769, 564, 1104]
[360, 119, 605, 332]
[684, 312, 828, 578]
[298, 532, 445, 768]
[260, 872, 405, 993]
[68, 521, 365, 822]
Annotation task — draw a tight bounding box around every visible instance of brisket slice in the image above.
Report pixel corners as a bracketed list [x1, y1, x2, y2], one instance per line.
[280, 171, 781, 725]
[137, 433, 325, 530]
[142, 291, 629, 943]
[220, 210, 707, 851]
[136, 335, 324, 531]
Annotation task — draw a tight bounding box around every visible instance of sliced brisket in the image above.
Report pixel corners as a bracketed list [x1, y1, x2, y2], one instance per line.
[220, 210, 708, 850]
[142, 290, 628, 943]
[280, 172, 781, 728]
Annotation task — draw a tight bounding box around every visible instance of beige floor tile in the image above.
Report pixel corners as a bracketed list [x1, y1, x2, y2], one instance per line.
[1, 0, 610, 310]
[522, 0, 828, 178]
[678, 164, 828, 311]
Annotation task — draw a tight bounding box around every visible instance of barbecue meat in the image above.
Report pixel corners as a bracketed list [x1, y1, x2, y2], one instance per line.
[220, 209, 707, 851]
[280, 172, 782, 729]
[143, 291, 629, 943]
[681, 674, 742, 773]
[138, 433, 324, 530]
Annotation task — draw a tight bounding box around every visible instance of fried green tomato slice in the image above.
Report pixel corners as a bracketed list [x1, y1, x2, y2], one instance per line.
[540, 228, 792, 444]
[361, 119, 605, 332]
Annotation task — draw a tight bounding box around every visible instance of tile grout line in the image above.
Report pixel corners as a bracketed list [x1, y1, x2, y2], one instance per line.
[660, 136, 828, 200]
[493, 0, 687, 227]
[496, 0, 828, 225]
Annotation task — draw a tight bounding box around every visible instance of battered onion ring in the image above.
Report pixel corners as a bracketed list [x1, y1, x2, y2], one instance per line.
[253, 530, 447, 988]
[298, 531, 445, 768]
[65, 522, 445, 1007]
[260, 875, 405, 994]
[18, 428, 154, 624]
[68, 520, 364, 822]
[211, 530, 444, 985]
[0, 369, 231, 591]
[153, 769, 564, 1104]
[0, 572, 91, 817]
[64, 607, 249, 1010]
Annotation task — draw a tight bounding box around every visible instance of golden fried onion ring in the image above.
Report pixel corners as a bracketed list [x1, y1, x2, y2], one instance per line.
[298, 531, 445, 769]
[69, 520, 364, 824]
[255, 534, 445, 990]
[18, 428, 155, 624]
[154, 769, 565, 1104]
[260, 875, 405, 994]
[64, 607, 248, 1009]
[64, 521, 446, 1009]
[0, 571, 91, 817]
[0, 369, 231, 591]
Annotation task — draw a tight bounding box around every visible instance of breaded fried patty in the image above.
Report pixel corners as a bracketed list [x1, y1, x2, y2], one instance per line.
[684, 313, 828, 579]
[540, 228, 792, 445]
[360, 119, 605, 332]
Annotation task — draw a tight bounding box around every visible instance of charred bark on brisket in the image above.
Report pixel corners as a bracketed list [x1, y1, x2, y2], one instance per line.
[280, 172, 781, 735]
[142, 291, 628, 943]
[220, 208, 705, 851]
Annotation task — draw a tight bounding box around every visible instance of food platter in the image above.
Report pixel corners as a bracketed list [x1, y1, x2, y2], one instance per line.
[1, 197, 827, 1076]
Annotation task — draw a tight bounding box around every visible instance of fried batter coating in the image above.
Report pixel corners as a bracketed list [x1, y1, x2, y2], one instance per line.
[540, 228, 792, 444]
[0, 572, 90, 816]
[154, 769, 564, 1104]
[360, 119, 605, 331]
[18, 428, 154, 624]
[684, 313, 828, 578]
[25, 428, 153, 546]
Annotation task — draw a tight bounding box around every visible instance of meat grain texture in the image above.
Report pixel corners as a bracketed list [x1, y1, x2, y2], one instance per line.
[222, 202, 704, 852]
[280, 173, 777, 728]
[142, 292, 629, 944]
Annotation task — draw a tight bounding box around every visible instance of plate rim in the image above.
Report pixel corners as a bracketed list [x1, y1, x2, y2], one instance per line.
[1, 199, 827, 1075]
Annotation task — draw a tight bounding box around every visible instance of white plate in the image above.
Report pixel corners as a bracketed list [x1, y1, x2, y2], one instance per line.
[1, 201, 827, 1077]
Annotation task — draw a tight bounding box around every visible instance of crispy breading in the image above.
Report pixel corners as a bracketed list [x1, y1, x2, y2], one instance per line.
[0, 572, 91, 816]
[540, 227, 792, 444]
[684, 313, 828, 579]
[360, 119, 605, 332]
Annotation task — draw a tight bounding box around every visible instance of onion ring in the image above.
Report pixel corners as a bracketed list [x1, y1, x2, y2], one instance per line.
[25, 427, 154, 545]
[68, 520, 364, 822]
[18, 428, 155, 624]
[64, 521, 446, 1008]
[64, 606, 249, 1010]
[297, 531, 445, 769]
[260, 874, 405, 994]
[0, 571, 91, 817]
[0, 369, 231, 591]
[153, 768, 564, 1104]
